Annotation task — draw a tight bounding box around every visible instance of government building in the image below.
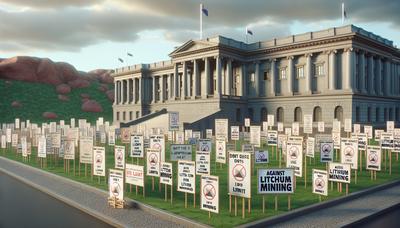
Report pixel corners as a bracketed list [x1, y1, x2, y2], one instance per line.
[111, 25, 400, 131]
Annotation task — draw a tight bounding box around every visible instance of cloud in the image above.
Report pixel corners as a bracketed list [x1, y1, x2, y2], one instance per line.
[0, 0, 104, 9]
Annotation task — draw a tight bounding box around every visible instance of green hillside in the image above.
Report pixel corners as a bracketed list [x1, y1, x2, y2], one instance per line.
[0, 79, 113, 123]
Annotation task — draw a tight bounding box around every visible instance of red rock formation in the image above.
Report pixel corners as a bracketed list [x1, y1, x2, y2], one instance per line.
[105, 90, 114, 102]
[81, 100, 103, 113]
[43, 112, 58, 119]
[68, 78, 90, 88]
[58, 94, 69, 101]
[11, 101, 22, 108]
[56, 84, 71, 94]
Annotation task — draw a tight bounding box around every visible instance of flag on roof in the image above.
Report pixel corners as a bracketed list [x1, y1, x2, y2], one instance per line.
[202, 5, 208, 16]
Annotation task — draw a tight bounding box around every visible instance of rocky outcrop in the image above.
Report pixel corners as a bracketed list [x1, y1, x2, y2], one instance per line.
[81, 100, 103, 113]
[56, 84, 71, 94]
[42, 112, 58, 119]
[105, 90, 114, 102]
[58, 94, 69, 102]
[11, 101, 22, 108]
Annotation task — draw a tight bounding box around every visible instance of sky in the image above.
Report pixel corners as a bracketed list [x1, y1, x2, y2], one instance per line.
[1, 0, 400, 72]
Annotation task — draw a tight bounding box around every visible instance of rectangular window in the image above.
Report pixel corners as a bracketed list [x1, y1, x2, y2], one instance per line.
[296, 66, 304, 79]
[129, 111, 132, 121]
[367, 107, 371, 122]
[116, 112, 120, 121]
[356, 107, 360, 122]
[123, 112, 126, 121]
[236, 108, 241, 122]
[264, 71, 270, 80]
[315, 64, 324, 76]
[279, 68, 287, 80]
[136, 111, 139, 118]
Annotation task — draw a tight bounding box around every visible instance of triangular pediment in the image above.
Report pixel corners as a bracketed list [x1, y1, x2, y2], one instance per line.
[169, 40, 218, 56]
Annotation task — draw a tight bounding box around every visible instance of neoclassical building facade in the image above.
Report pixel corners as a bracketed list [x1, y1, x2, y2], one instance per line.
[112, 25, 400, 130]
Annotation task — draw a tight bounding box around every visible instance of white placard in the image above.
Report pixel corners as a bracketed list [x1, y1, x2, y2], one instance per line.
[146, 149, 160, 177]
[357, 133, 367, 151]
[328, 162, 351, 183]
[108, 129, 115, 146]
[312, 169, 328, 196]
[306, 137, 315, 158]
[201, 175, 219, 214]
[250, 126, 261, 147]
[320, 141, 334, 162]
[169, 112, 180, 131]
[215, 139, 226, 164]
[258, 168, 294, 194]
[197, 139, 212, 152]
[64, 140, 75, 160]
[177, 160, 196, 194]
[333, 120, 341, 133]
[175, 131, 184, 144]
[150, 134, 165, 162]
[277, 122, 283, 132]
[93, 147, 105, 176]
[170, 144, 192, 161]
[109, 169, 124, 200]
[380, 133, 394, 149]
[332, 132, 341, 149]
[353, 124, 361, 134]
[228, 151, 251, 198]
[206, 129, 213, 139]
[267, 130, 278, 146]
[79, 136, 93, 164]
[160, 162, 173, 186]
[292, 122, 299, 136]
[255, 150, 269, 164]
[286, 138, 303, 177]
[344, 119, 352, 132]
[244, 118, 250, 127]
[340, 138, 358, 169]
[38, 135, 47, 158]
[130, 135, 144, 158]
[1, 135, 6, 149]
[387, 121, 395, 133]
[231, 126, 240, 141]
[196, 151, 210, 175]
[364, 126, 373, 139]
[184, 129, 193, 141]
[215, 119, 228, 141]
[125, 164, 144, 187]
[318, 122, 325, 133]
[114, 145, 125, 169]
[120, 128, 130, 144]
[366, 146, 381, 171]
[267, 115, 274, 126]
[303, 114, 313, 134]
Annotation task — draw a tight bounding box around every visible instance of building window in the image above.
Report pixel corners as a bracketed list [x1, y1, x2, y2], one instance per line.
[236, 108, 241, 122]
[294, 107, 302, 123]
[389, 108, 394, 121]
[116, 112, 120, 121]
[279, 68, 287, 80]
[356, 107, 360, 122]
[260, 108, 268, 121]
[384, 108, 387, 122]
[367, 107, 371, 122]
[376, 107, 380, 122]
[129, 111, 132, 121]
[136, 111, 140, 118]
[396, 107, 399, 121]
[123, 112, 126, 121]
[334, 106, 343, 123]
[277, 107, 284, 122]
[314, 64, 325, 77]
[313, 106, 322, 122]
[264, 71, 270, 80]
[248, 108, 254, 121]
[296, 66, 304, 79]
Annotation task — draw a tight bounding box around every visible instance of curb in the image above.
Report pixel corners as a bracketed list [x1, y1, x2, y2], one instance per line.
[0, 157, 209, 228]
[238, 179, 400, 228]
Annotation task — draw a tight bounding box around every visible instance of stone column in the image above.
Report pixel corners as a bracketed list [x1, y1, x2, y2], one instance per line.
[138, 77, 142, 104]
[385, 60, 391, 96]
[328, 51, 336, 90]
[174, 63, 179, 98]
[127, 79, 131, 103]
[114, 80, 118, 105]
[270, 59, 276, 96]
[359, 51, 367, 93]
[152, 76, 156, 103]
[305, 54, 312, 93]
[344, 48, 354, 91]
[215, 56, 222, 97]
[202, 57, 210, 98]
[181, 61, 187, 100]
[254, 61, 260, 97]
[226, 59, 232, 95]
[121, 80, 125, 104]
[193, 59, 198, 98]
[377, 57, 383, 95]
[160, 75, 165, 102]
[368, 55, 375, 95]
[169, 73, 173, 99]
[241, 63, 247, 97]
[132, 79, 136, 104]
[287, 56, 293, 95]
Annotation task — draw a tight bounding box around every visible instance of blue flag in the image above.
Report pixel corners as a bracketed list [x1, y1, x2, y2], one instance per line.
[202, 6, 208, 16]
[246, 28, 253, 35]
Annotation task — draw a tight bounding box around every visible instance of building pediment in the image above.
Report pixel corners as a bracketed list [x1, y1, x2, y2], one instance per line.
[169, 40, 218, 57]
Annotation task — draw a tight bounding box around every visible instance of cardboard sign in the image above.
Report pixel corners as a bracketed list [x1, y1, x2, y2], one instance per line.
[267, 130, 278, 146]
[177, 160, 196, 194]
[353, 124, 361, 134]
[11, 134, 18, 148]
[170, 144, 192, 161]
[192, 131, 201, 139]
[215, 119, 228, 141]
[108, 129, 115, 146]
[38, 135, 47, 158]
[244, 118, 250, 127]
[231, 126, 240, 141]
[1, 135, 6, 149]
[374, 130, 383, 141]
[332, 120, 341, 133]
[169, 112, 179, 131]
[306, 137, 315, 158]
[150, 135, 165, 162]
[130, 135, 144, 158]
[303, 114, 313, 134]
[344, 119, 352, 132]
[318, 122, 325, 133]
[120, 128, 131, 144]
[387, 121, 395, 133]
[312, 169, 328, 196]
[332, 132, 341, 149]
[109, 169, 124, 200]
[64, 140, 75, 160]
[21, 137, 27, 157]
[250, 126, 261, 147]
[114, 145, 125, 169]
[340, 138, 358, 169]
[258, 169, 294, 194]
[160, 162, 173, 186]
[79, 136, 93, 164]
[394, 134, 400, 153]
[286, 139, 303, 177]
[262, 121, 268, 131]
[196, 151, 210, 175]
[201, 175, 219, 214]
[328, 162, 351, 183]
[255, 150, 269, 164]
[364, 126, 373, 139]
[357, 133, 367, 151]
[206, 129, 213, 139]
[228, 151, 251, 198]
[292, 122, 299, 136]
[267, 115, 275, 126]
[93, 147, 105, 176]
[125, 164, 144, 187]
[216, 139, 226, 164]
[278, 122, 283, 132]
[366, 146, 381, 171]
[51, 133, 61, 148]
[197, 139, 212, 152]
[146, 149, 160, 177]
[380, 133, 394, 149]
[184, 129, 193, 141]
[320, 141, 334, 162]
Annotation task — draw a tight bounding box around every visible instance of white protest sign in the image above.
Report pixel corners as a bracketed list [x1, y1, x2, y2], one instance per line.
[215, 119, 228, 141]
[364, 125, 373, 139]
[258, 169, 294, 194]
[160, 162, 173, 186]
[196, 151, 210, 175]
[197, 139, 212, 152]
[109, 169, 124, 200]
[130, 135, 144, 158]
[216, 139, 226, 164]
[169, 112, 179, 131]
[150, 134, 165, 162]
[125, 164, 144, 187]
[228, 151, 251, 198]
[344, 119, 352, 132]
[146, 149, 160, 177]
[328, 162, 351, 183]
[286, 138, 303, 177]
[170, 144, 192, 161]
[93, 147, 105, 176]
[262, 121, 268, 131]
[114, 145, 125, 169]
[21, 137, 27, 157]
[255, 150, 269, 164]
[366, 146, 381, 171]
[320, 141, 334, 162]
[79, 136, 93, 164]
[108, 129, 115, 146]
[332, 132, 341, 149]
[353, 124, 361, 134]
[177, 160, 196, 194]
[201, 175, 219, 214]
[303, 114, 313, 134]
[267, 115, 274, 126]
[340, 138, 358, 169]
[312, 169, 328, 196]
[1, 135, 6, 149]
[184, 129, 192, 141]
[244, 118, 250, 127]
[38, 135, 47, 158]
[267, 130, 278, 146]
[206, 129, 213, 139]
[231, 126, 240, 141]
[318, 122, 325, 133]
[64, 140, 75, 160]
[175, 131, 184, 144]
[292, 122, 299, 136]
[278, 122, 283, 132]
[250, 126, 261, 147]
[357, 133, 367, 151]
[120, 128, 130, 144]
[306, 137, 315, 158]
[387, 121, 395, 133]
[380, 133, 394, 149]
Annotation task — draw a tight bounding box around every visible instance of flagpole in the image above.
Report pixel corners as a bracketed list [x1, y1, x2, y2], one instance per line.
[200, 4, 203, 39]
[341, 2, 344, 25]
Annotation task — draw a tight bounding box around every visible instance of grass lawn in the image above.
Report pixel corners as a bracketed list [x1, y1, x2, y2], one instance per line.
[1, 138, 399, 227]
